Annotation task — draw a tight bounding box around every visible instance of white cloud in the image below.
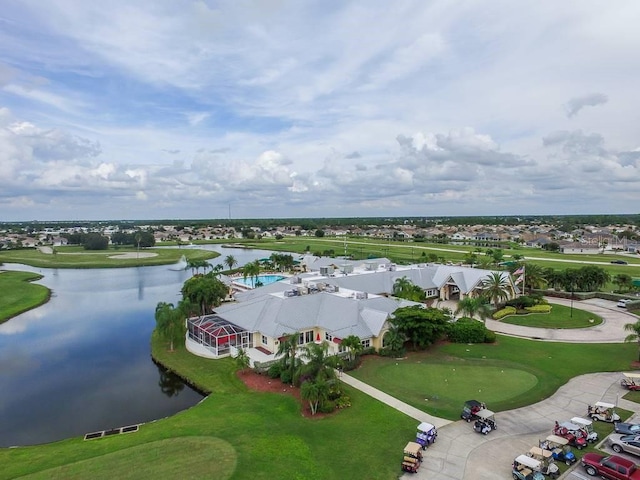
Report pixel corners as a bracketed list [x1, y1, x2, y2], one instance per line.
[0, 1, 639, 219]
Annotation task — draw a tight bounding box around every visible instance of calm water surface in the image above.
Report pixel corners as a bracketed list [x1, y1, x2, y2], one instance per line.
[0, 246, 279, 447]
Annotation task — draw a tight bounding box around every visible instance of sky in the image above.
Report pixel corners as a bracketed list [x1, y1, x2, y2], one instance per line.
[1, 0, 639, 221]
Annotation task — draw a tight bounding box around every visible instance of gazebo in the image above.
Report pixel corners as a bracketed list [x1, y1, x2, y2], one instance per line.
[187, 315, 250, 357]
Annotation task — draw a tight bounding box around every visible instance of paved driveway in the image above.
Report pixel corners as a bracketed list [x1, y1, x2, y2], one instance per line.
[400, 298, 640, 479]
[410, 372, 635, 479]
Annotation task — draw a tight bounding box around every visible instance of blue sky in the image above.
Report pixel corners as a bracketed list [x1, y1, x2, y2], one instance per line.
[1, 0, 639, 221]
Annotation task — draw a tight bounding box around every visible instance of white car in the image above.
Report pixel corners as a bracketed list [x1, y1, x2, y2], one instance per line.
[618, 299, 632, 308]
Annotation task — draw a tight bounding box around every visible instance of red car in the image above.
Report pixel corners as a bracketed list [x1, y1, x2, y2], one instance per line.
[581, 453, 640, 479]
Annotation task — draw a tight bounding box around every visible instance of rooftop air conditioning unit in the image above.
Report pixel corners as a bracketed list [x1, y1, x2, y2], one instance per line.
[355, 291, 368, 300]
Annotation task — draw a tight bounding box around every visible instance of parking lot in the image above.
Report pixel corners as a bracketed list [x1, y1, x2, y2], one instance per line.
[401, 299, 640, 479]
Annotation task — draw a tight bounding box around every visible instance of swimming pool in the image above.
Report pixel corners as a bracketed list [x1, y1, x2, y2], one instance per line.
[234, 274, 285, 288]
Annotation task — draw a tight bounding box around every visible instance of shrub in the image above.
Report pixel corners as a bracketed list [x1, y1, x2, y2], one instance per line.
[493, 306, 517, 319]
[279, 369, 293, 385]
[334, 395, 352, 409]
[361, 346, 377, 356]
[505, 295, 537, 309]
[447, 318, 491, 344]
[484, 330, 496, 343]
[318, 400, 336, 414]
[524, 305, 552, 313]
[267, 362, 282, 379]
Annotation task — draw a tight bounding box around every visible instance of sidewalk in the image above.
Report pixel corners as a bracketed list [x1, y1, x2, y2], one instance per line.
[339, 372, 451, 429]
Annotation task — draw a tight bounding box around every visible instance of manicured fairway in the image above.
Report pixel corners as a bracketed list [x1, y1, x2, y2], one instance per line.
[0, 270, 49, 323]
[18, 437, 237, 480]
[367, 363, 537, 417]
[500, 303, 603, 329]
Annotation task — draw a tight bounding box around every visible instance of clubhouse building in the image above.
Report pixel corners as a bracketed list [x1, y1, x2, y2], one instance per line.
[185, 257, 517, 365]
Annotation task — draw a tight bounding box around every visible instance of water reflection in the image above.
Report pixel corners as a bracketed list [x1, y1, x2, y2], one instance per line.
[0, 246, 285, 447]
[157, 364, 186, 398]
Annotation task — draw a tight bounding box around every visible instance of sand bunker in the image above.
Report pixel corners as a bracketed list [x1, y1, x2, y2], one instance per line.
[108, 252, 159, 259]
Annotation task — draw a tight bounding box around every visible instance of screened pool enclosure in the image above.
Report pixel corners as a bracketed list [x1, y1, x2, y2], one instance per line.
[187, 315, 252, 357]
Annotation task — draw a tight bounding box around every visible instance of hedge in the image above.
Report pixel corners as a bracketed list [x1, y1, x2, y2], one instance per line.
[493, 306, 517, 319]
[524, 305, 552, 313]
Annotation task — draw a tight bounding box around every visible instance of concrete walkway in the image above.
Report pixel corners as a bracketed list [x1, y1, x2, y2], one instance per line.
[339, 372, 452, 429]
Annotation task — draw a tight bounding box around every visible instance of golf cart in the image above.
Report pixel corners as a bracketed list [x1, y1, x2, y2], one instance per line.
[475, 408, 497, 430]
[528, 447, 560, 478]
[587, 401, 620, 423]
[540, 435, 576, 466]
[401, 441, 423, 473]
[461, 399, 486, 422]
[621, 373, 640, 391]
[512, 455, 546, 480]
[552, 421, 587, 449]
[415, 422, 437, 449]
[570, 416, 598, 443]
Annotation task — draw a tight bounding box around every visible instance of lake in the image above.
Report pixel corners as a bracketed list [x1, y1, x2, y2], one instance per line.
[0, 245, 282, 447]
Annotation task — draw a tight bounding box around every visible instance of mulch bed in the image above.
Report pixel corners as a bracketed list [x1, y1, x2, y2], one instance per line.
[237, 370, 331, 419]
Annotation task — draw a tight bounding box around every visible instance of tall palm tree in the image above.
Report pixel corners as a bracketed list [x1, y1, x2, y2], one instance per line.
[521, 263, 547, 293]
[243, 260, 261, 287]
[341, 335, 363, 363]
[299, 341, 335, 382]
[455, 297, 491, 323]
[155, 302, 182, 351]
[224, 255, 237, 270]
[624, 320, 640, 362]
[480, 272, 511, 310]
[276, 333, 300, 385]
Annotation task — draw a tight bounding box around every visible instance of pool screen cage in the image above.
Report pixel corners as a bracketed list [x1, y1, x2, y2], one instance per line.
[187, 315, 251, 357]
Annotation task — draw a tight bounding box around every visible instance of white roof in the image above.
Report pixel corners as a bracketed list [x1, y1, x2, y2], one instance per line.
[571, 417, 592, 426]
[476, 408, 495, 419]
[417, 422, 435, 432]
[546, 434, 568, 445]
[514, 455, 541, 469]
[595, 401, 616, 409]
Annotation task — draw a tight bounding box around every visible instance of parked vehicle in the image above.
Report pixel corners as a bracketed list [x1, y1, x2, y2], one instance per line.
[527, 447, 560, 478]
[571, 417, 598, 443]
[608, 434, 640, 457]
[512, 455, 546, 480]
[588, 401, 621, 422]
[581, 453, 640, 479]
[540, 435, 577, 466]
[461, 399, 485, 422]
[615, 423, 640, 435]
[476, 408, 497, 431]
[415, 422, 437, 449]
[553, 421, 587, 449]
[474, 419, 492, 435]
[401, 441, 423, 473]
[621, 373, 640, 391]
[618, 299, 633, 308]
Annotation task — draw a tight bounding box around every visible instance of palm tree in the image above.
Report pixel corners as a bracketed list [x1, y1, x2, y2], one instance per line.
[299, 341, 335, 382]
[300, 378, 330, 415]
[382, 325, 406, 356]
[212, 264, 224, 276]
[480, 272, 512, 310]
[243, 260, 261, 287]
[276, 333, 300, 385]
[224, 255, 237, 270]
[455, 297, 491, 323]
[521, 263, 547, 293]
[624, 320, 640, 362]
[155, 302, 182, 351]
[614, 273, 633, 292]
[340, 335, 363, 363]
[234, 347, 250, 374]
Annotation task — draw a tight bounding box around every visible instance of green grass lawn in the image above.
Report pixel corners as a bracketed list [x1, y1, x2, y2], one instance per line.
[0, 271, 50, 324]
[350, 336, 636, 419]
[0, 246, 218, 269]
[500, 303, 603, 329]
[0, 335, 417, 480]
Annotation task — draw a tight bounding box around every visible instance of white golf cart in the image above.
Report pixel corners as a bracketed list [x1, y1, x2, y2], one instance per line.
[570, 416, 598, 443]
[527, 447, 560, 478]
[512, 455, 546, 480]
[587, 401, 621, 422]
